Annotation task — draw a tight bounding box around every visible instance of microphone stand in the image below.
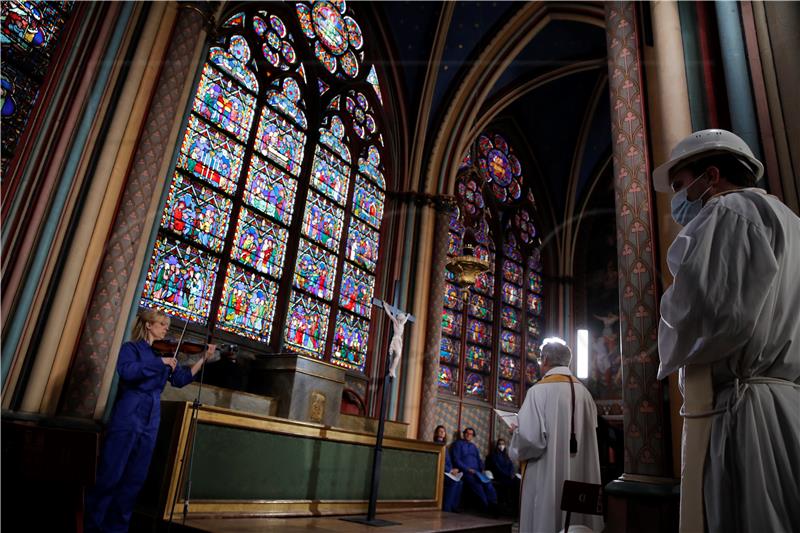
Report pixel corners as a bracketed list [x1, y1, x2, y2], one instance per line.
[166, 325, 210, 531]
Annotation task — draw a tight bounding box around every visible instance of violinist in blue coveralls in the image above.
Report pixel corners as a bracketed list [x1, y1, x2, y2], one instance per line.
[85, 309, 215, 533]
[450, 427, 497, 513]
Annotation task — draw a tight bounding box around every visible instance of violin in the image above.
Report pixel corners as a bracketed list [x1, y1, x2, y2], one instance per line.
[152, 339, 207, 355]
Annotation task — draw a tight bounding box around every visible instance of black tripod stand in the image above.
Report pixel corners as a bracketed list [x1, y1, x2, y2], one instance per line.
[166, 345, 210, 531]
[341, 352, 400, 527]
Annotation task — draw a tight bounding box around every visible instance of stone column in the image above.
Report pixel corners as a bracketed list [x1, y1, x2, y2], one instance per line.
[646, 0, 694, 481]
[604, 1, 669, 478]
[60, 4, 210, 419]
[417, 202, 454, 442]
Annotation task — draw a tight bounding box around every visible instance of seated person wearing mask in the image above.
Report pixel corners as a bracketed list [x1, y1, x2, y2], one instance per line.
[486, 437, 519, 515]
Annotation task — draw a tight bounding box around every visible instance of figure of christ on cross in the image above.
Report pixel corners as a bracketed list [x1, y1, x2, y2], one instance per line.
[372, 298, 415, 379]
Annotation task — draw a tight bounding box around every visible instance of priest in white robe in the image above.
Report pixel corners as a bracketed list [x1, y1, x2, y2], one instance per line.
[654, 129, 800, 533]
[509, 338, 603, 533]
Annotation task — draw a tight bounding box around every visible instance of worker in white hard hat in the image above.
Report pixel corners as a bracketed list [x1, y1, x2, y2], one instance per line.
[654, 129, 800, 533]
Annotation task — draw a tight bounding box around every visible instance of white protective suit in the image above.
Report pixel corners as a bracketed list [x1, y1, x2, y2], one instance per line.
[658, 188, 800, 533]
[510, 367, 604, 533]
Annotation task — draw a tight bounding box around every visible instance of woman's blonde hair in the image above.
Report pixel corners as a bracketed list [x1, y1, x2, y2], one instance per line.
[131, 308, 169, 342]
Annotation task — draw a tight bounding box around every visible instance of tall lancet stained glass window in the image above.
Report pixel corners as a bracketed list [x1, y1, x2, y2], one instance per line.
[141, 4, 387, 374]
[1, 1, 75, 172]
[439, 133, 544, 408]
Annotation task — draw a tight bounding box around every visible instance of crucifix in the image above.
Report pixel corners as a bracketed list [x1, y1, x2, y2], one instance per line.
[343, 297, 414, 527]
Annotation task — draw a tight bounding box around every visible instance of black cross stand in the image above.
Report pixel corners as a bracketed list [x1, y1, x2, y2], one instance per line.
[341, 298, 414, 527]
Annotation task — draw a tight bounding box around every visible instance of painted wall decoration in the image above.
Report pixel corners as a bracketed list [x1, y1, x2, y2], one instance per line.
[605, 1, 667, 476]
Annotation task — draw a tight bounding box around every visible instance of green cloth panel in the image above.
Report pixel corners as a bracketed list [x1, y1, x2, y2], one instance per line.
[185, 422, 438, 501]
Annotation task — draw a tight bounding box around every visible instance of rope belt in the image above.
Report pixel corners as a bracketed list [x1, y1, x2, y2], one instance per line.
[680, 376, 800, 419]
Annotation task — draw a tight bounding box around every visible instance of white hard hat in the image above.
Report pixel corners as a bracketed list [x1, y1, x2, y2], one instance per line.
[652, 129, 763, 192]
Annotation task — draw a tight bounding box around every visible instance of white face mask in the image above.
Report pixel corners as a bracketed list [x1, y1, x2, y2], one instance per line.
[671, 173, 711, 226]
[497, 445, 506, 452]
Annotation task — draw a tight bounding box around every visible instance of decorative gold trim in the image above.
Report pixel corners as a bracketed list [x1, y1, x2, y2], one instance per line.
[619, 473, 680, 485]
[266, 367, 346, 384]
[162, 403, 444, 519]
[167, 499, 439, 518]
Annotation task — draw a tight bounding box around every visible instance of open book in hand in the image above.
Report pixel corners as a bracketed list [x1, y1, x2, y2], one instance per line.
[445, 471, 463, 482]
[476, 471, 492, 483]
[494, 408, 519, 429]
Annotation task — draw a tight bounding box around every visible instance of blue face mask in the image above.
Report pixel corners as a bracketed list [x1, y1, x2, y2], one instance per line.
[671, 173, 710, 226]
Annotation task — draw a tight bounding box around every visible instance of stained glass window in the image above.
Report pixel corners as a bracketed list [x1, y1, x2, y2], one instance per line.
[466, 345, 490, 372]
[442, 309, 462, 337]
[256, 105, 306, 177]
[232, 208, 288, 278]
[302, 190, 344, 251]
[468, 293, 493, 321]
[160, 173, 232, 253]
[444, 283, 464, 311]
[141, 236, 219, 323]
[339, 263, 374, 317]
[497, 380, 517, 404]
[293, 239, 337, 300]
[1, 1, 74, 171]
[501, 306, 520, 331]
[467, 319, 491, 346]
[464, 373, 487, 400]
[216, 263, 278, 341]
[286, 292, 330, 356]
[477, 133, 523, 204]
[502, 282, 522, 307]
[346, 218, 380, 271]
[352, 177, 384, 229]
[439, 130, 544, 412]
[178, 115, 245, 195]
[243, 154, 298, 225]
[193, 63, 256, 142]
[296, 1, 363, 79]
[332, 313, 369, 371]
[440, 336, 459, 364]
[438, 365, 458, 395]
[141, 6, 388, 376]
[499, 355, 520, 380]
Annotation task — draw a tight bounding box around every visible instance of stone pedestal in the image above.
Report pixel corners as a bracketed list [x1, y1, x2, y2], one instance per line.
[337, 413, 409, 438]
[249, 353, 345, 427]
[161, 382, 277, 417]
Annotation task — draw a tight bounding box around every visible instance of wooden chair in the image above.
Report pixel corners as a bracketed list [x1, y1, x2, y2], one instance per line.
[560, 480, 603, 532]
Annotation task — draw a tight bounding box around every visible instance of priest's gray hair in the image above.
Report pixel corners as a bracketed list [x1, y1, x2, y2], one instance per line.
[540, 337, 572, 367]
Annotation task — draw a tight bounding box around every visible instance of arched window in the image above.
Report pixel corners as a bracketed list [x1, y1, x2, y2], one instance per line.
[440, 132, 544, 412]
[140, 3, 387, 374]
[1, 1, 75, 171]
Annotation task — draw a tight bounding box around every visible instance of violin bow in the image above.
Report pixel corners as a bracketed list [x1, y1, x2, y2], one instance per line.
[172, 319, 191, 362]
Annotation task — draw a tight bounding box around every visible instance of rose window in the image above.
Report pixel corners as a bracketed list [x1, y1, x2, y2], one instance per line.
[457, 177, 485, 216]
[477, 133, 523, 203]
[514, 210, 536, 244]
[296, 1, 363, 78]
[345, 91, 376, 139]
[251, 12, 297, 71]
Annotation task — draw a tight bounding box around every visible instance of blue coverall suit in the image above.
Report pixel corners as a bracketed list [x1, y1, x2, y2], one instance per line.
[85, 340, 194, 532]
[450, 439, 497, 511]
[486, 448, 519, 512]
[442, 448, 463, 512]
